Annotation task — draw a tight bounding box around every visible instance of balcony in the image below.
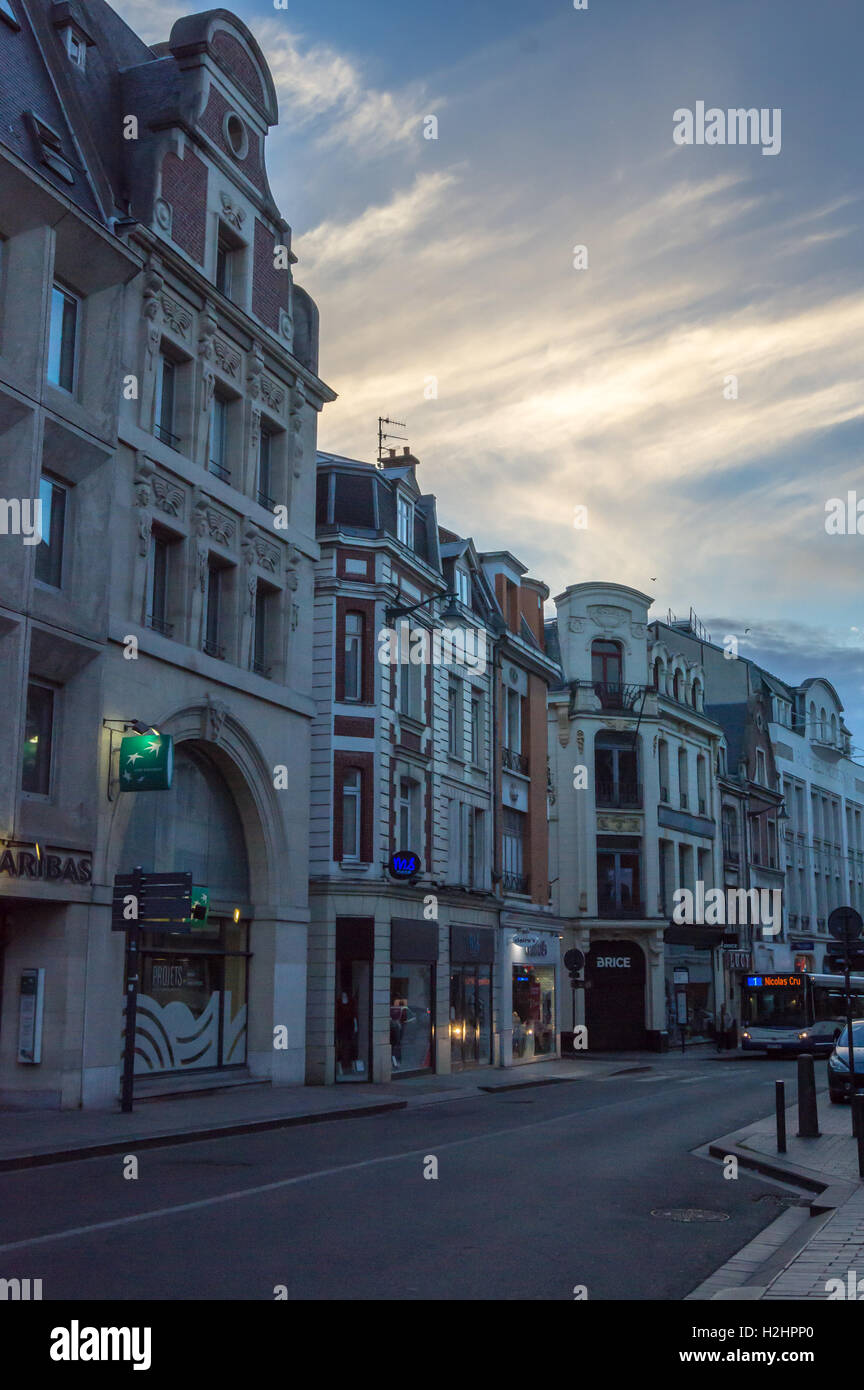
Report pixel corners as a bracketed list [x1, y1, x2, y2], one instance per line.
[596, 778, 641, 809]
[597, 898, 645, 920]
[503, 747, 529, 775]
[503, 871, 529, 895]
[154, 422, 181, 451]
[591, 681, 648, 712]
[256, 489, 276, 510]
[209, 460, 231, 484]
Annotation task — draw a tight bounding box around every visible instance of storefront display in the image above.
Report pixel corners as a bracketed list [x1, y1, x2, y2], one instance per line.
[390, 919, 437, 1075]
[335, 918, 374, 1082]
[512, 963, 556, 1057]
[450, 925, 496, 1068]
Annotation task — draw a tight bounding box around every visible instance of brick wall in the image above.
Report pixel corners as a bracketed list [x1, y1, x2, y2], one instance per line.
[252, 217, 292, 331]
[161, 149, 208, 264]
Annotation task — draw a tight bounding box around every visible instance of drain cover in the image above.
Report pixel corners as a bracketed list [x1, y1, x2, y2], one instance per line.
[651, 1208, 730, 1223]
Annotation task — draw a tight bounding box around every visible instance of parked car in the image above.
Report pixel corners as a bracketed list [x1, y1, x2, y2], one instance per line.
[827, 1020, 864, 1103]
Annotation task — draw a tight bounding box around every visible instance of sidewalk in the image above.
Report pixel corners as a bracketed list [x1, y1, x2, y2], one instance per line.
[0, 1055, 630, 1171]
[691, 1083, 864, 1300]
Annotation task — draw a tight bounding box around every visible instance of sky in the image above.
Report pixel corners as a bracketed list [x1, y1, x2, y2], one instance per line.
[114, 0, 864, 739]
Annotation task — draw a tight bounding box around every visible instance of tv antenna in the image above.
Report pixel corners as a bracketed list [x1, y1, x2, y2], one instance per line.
[377, 415, 407, 466]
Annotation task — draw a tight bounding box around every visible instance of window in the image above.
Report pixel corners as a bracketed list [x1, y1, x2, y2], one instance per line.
[455, 566, 470, 605]
[448, 677, 461, 756]
[341, 769, 361, 861]
[503, 807, 527, 893]
[594, 732, 640, 808]
[696, 755, 707, 815]
[22, 682, 54, 795]
[653, 657, 664, 692]
[591, 639, 622, 687]
[399, 649, 423, 720]
[397, 494, 413, 547]
[154, 353, 178, 447]
[146, 532, 171, 635]
[204, 562, 224, 658]
[658, 739, 670, 801]
[398, 776, 420, 848]
[470, 692, 483, 766]
[216, 235, 235, 297]
[672, 670, 682, 702]
[344, 612, 363, 701]
[755, 749, 767, 786]
[678, 747, 688, 808]
[34, 475, 66, 587]
[466, 805, 485, 887]
[506, 686, 521, 754]
[47, 284, 78, 391]
[64, 27, 86, 68]
[257, 427, 274, 507]
[253, 583, 272, 676]
[209, 394, 230, 481]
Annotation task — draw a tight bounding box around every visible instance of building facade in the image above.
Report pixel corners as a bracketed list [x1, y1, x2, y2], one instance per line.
[307, 449, 561, 1084]
[0, 0, 332, 1106]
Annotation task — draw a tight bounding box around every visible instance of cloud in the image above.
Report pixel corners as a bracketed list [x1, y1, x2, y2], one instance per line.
[297, 171, 458, 273]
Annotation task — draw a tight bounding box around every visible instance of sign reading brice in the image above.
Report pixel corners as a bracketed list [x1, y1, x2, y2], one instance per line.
[119, 733, 174, 791]
[0, 842, 92, 884]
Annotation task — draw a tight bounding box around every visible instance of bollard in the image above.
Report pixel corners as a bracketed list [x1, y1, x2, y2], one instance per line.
[775, 1080, 787, 1152]
[775, 1080, 787, 1153]
[853, 1096, 864, 1179]
[797, 1054, 820, 1138]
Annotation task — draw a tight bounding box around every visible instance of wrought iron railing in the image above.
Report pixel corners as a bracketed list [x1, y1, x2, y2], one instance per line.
[209, 460, 231, 483]
[595, 778, 641, 808]
[503, 871, 529, 895]
[203, 638, 225, 659]
[145, 614, 174, 637]
[503, 747, 529, 775]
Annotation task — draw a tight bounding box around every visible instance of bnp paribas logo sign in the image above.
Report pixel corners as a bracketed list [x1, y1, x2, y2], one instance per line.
[118, 733, 174, 792]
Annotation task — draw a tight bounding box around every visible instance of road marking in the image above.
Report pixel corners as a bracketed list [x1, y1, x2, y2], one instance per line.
[0, 1091, 682, 1253]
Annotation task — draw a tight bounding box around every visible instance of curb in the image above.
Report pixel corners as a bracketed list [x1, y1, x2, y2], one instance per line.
[706, 1129, 854, 1197]
[0, 1100, 408, 1173]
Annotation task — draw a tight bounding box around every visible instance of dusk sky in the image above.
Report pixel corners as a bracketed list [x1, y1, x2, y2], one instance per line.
[117, 0, 864, 741]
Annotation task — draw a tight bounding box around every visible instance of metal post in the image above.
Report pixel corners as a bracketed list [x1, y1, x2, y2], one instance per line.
[775, 1080, 786, 1152]
[797, 1053, 820, 1138]
[853, 1096, 864, 1178]
[120, 866, 143, 1114]
[846, 952, 856, 1134]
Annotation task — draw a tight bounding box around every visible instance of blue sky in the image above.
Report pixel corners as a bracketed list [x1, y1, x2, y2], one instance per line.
[117, 0, 864, 738]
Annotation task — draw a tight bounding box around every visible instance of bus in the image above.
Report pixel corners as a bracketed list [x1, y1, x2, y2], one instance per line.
[740, 972, 864, 1056]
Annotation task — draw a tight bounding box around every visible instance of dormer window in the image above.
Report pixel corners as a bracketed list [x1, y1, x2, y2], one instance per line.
[455, 566, 471, 605]
[65, 27, 85, 67]
[397, 494, 413, 547]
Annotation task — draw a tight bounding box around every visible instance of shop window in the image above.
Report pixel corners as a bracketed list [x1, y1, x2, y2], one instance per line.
[344, 612, 363, 701]
[34, 474, 67, 588]
[21, 681, 54, 795]
[512, 964, 556, 1058]
[390, 964, 433, 1073]
[47, 283, 78, 391]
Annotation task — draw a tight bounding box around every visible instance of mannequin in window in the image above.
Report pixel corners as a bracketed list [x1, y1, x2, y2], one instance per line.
[336, 989, 358, 1071]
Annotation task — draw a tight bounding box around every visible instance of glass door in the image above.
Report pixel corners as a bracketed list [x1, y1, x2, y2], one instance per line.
[335, 959, 371, 1081]
[450, 964, 492, 1068]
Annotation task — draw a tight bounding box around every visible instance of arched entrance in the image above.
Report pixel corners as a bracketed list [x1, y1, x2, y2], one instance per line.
[585, 940, 646, 1050]
[119, 744, 251, 1075]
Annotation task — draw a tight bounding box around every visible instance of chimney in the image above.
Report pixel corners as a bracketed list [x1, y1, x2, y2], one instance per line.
[388, 448, 396, 458]
[403, 446, 410, 455]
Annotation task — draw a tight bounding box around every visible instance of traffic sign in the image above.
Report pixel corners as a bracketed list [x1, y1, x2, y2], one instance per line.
[828, 906, 863, 941]
[111, 871, 192, 929]
[564, 948, 585, 972]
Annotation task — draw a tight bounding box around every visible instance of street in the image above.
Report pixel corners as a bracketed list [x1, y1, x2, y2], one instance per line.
[0, 1053, 811, 1301]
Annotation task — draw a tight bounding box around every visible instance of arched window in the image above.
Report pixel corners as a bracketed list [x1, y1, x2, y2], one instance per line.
[820, 706, 827, 741]
[672, 669, 682, 702]
[722, 805, 739, 861]
[692, 678, 702, 711]
[591, 639, 622, 687]
[653, 657, 664, 692]
[830, 712, 838, 745]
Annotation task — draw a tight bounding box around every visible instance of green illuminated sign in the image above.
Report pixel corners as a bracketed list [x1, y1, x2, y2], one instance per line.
[187, 886, 210, 931]
[118, 733, 174, 792]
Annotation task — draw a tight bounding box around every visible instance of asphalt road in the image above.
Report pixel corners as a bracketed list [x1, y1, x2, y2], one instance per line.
[0, 1052, 813, 1301]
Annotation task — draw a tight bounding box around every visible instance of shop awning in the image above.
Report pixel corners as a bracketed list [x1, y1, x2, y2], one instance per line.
[664, 925, 727, 948]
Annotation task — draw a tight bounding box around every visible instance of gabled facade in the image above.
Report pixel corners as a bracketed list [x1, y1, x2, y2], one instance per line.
[0, 2, 333, 1106]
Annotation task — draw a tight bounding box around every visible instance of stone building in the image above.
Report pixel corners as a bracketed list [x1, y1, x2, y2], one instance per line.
[0, 0, 332, 1106]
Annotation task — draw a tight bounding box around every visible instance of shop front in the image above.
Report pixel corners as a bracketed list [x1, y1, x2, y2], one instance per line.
[389, 919, 436, 1076]
[663, 924, 725, 1041]
[449, 925, 495, 1070]
[584, 939, 646, 1049]
[504, 924, 560, 1065]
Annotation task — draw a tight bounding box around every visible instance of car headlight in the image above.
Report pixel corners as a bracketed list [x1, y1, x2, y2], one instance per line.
[798, 1031, 809, 1040]
[829, 1053, 849, 1071]
[741, 1031, 750, 1039]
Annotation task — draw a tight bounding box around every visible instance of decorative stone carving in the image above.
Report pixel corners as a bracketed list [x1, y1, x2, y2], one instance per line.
[160, 293, 191, 339]
[568, 617, 584, 633]
[142, 267, 164, 367]
[587, 604, 629, 630]
[154, 198, 172, 233]
[151, 474, 184, 517]
[205, 695, 228, 743]
[557, 706, 570, 747]
[206, 509, 235, 546]
[219, 190, 245, 231]
[133, 460, 153, 557]
[261, 376, 285, 414]
[214, 336, 241, 380]
[630, 620, 646, 637]
[597, 814, 642, 833]
[288, 382, 305, 478]
[198, 308, 217, 411]
[576, 729, 584, 754]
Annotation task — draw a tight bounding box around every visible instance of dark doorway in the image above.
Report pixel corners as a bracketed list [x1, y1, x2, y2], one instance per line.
[585, 940, 646, 1049]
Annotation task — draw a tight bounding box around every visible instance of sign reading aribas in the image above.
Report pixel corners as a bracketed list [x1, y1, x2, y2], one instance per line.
[118, 734, 174, 792]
